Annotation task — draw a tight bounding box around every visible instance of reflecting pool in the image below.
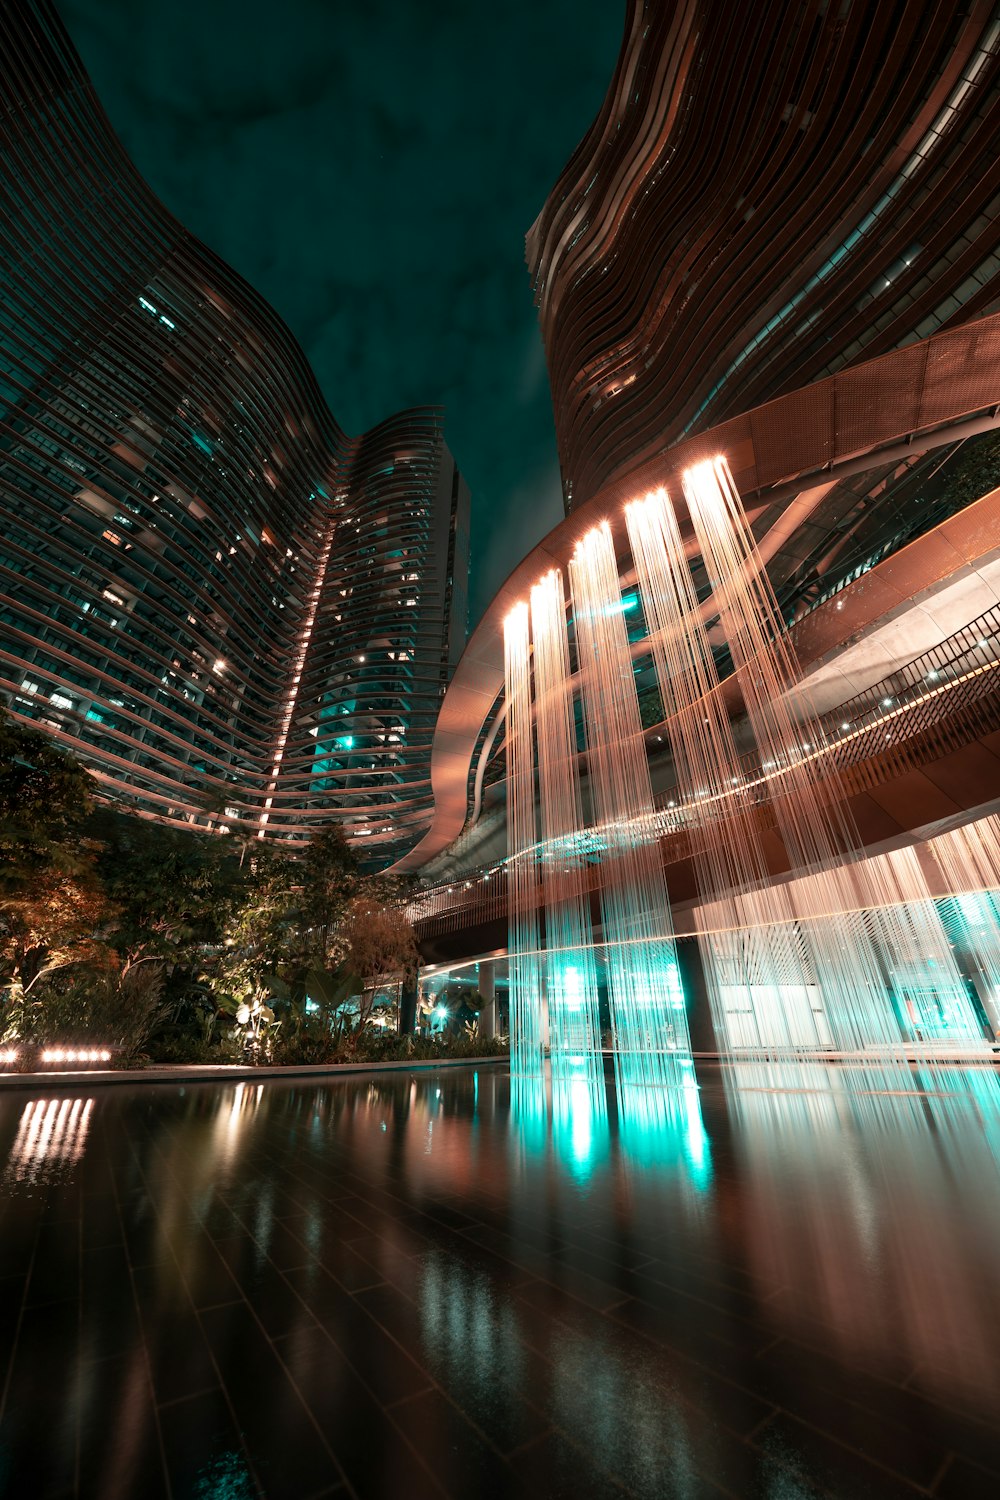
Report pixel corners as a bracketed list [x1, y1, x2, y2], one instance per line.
[2, 1062, 1000, 1497]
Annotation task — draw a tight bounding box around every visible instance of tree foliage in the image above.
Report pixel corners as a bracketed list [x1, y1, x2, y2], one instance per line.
[298, 825, 361, 965]
[0, 722, 432, 1062]
[339, 893, 419, 1030]
[92, 808, 241, 960]
[0, 705, 94, 862]
[1, 709, 109, 1018]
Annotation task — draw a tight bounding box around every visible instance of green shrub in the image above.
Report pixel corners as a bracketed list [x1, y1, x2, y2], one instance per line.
[10, 962, 167, 1061]
[271, 1020, 343, 1066]
[271, 1025, 509, 1068]
[144, 1034, 229, 1066]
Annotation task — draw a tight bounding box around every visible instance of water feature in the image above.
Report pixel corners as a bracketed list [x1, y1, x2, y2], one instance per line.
[504, 451, 992, 1073]
[529, 569, 603, 1088]
[504, 531, 691, 1091]
[931, 814, 1000, 1036]
[626, 484, 827, 1052]
[682, 456, 982, 1054]
[568, 522, 692, 1091]
[504, 601, 545, 1075]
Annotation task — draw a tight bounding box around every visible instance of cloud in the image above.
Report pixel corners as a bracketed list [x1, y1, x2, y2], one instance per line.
[58, 0, 624, 624]
[473, 459, 565, 621]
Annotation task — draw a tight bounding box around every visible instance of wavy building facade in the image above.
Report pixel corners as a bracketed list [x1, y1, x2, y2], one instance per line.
[0, 1, 468, 865]
[397, 2, 1000, 1050]
[528, 0, 1000, 514]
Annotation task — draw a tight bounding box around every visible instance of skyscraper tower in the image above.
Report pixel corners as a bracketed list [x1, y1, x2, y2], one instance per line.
[529, 0, 1000, 514]
[0, 0, 469, 866]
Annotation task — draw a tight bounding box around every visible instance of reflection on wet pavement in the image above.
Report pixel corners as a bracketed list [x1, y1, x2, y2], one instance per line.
[1, 1061, 999, 1497]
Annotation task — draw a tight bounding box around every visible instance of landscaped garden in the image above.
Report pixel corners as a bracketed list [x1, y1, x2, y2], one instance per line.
[0, 707, 506, 1069]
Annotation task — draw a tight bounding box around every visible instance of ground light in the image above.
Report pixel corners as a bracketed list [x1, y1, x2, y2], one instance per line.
[1, 1047, 114, 1068]
[40, 1048, 113, 1065]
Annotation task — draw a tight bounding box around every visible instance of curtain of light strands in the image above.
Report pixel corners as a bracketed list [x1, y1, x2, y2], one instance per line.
[509, 1071, 549, 1157]
[504, 602, 545, 1076]
[690, 837, 986, 1050]
[929, 816, 1000, 1039]
[530, 569, 605, 1088]
[569, 521, 692, 1095]
[943, 888, 1000, 1039]
[626, 489, 829, 1056]
[870, 844, 985, 1046]
[681, 457, 918, 1054]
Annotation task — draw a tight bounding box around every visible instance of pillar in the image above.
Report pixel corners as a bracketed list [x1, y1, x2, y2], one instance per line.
[399, 973, 418, 1036]
[676, 937, 719, 1055]
[477, 960, 496, 1040]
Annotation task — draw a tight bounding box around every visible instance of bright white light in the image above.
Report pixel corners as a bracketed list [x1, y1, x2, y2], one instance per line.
[503, 600, 530, 638]
[682, 458, 725, 508]
[40, 1047, 110, 1066]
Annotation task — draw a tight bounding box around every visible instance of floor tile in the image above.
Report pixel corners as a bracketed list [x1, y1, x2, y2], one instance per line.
[3, 1066, 1000, 1500]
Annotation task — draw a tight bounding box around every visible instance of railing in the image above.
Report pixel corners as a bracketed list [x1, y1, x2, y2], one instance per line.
[408, 601, 1000, 937]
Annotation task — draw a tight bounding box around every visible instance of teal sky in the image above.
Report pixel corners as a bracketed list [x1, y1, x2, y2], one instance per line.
[59, 0, 624, 624]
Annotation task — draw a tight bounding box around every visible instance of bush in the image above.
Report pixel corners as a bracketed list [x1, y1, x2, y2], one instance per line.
[271, 1019, 343, 1066]
[446, 1033, 509, 1058]
[272, 1024, 509, 1068]
[9, 961, 168, 1061]
[144, 1034, 229, 1066]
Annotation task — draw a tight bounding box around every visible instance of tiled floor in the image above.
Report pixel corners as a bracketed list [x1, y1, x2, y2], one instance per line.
[1, 1062, 1000, 1497]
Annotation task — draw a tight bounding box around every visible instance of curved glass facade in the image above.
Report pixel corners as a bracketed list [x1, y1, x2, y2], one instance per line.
[529, 0, 1000, 512]
[0, 2, 468, 865]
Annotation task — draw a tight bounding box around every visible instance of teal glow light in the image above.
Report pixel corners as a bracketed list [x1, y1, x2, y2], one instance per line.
[679, 1082, 712, 1191]
[604, 593, 639, 616]
[510, 1072, 549, 1155]
[337, 734, 354, 749]
[551, 1064, 609, 1184]
[617, 1077, 713, 1192]
[510, 1063, 610, 1181]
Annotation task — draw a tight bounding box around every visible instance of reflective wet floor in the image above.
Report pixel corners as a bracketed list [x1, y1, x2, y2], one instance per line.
[2, 1062, 1000, 1498]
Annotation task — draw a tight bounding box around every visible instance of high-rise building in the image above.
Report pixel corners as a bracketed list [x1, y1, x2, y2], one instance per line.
[398, 0, 1000, 947]
[528, 0, 1000, 514]
[0, 0, 469, 866]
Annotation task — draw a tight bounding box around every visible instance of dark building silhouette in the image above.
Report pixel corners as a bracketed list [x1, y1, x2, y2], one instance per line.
[0, 1, 469, 865]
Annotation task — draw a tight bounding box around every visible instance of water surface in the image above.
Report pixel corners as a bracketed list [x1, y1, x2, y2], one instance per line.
[1, 1061, 1000, 1498]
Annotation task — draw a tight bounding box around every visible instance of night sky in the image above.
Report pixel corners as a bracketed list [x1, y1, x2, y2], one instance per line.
[59, 0, 624, 625]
